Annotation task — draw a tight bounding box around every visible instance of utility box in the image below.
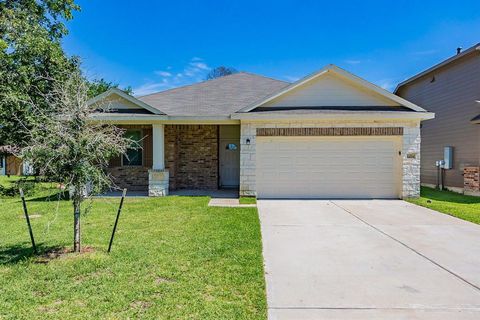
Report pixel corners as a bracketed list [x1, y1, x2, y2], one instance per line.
[444, 146, 453, 169]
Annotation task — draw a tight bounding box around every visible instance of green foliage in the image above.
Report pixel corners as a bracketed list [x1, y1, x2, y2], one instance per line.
[87, 78, 133, 98]
[0, 0, 80, 147]
[0, 179, 33, 197]
[21, 71, 131, 197]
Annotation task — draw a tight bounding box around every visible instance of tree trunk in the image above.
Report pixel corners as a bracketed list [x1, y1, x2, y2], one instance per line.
[73, 194, 81, 252]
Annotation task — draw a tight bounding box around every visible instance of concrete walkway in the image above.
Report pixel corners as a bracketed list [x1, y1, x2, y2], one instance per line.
[258, 200, 480, 319]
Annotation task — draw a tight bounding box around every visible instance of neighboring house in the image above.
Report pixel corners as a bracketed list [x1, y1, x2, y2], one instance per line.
[89, 65, 433, 199]
[0, 146, 24, 176]
[395, 44, 480, 196]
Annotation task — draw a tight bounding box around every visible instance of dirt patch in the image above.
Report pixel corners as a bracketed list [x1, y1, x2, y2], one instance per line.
[155, 276, 175, 284]
[35, 246, 96, 264]
[20, 213, 42, 219]
[130, 300, 151, 311]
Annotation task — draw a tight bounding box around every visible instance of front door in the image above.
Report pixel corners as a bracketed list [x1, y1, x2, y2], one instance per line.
[219, 139, 240, 187]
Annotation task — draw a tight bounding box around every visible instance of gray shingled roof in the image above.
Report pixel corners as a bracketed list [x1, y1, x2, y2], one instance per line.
[137, 72, 289, 116]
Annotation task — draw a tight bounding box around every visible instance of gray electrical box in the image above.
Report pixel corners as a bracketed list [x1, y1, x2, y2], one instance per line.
[443, 146, 453, 169]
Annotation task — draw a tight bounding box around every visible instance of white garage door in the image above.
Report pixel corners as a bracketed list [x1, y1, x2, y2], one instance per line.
[256, 136, 402, 199]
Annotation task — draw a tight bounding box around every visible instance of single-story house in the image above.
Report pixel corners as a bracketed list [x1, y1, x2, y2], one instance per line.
[89, 65, 434, 199]
[395, 43, 480, 196]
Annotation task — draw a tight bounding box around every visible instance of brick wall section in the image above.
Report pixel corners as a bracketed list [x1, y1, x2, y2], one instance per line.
[107, 125, 153, 192]
[464, 167, 480, 194]
[257, 127, 403, 136]
[165, 125, 218, 190]
[240, 120, 421, 198]
[107, 166, 149, 191]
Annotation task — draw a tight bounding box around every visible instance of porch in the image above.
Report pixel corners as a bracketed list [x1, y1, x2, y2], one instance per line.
[107, 124, 240, 196]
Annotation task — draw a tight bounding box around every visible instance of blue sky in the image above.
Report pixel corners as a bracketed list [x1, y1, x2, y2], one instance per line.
[63, 0, 480, 96]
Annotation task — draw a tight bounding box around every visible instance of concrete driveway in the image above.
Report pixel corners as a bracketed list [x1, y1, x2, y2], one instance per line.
[258, 200, 480, 319]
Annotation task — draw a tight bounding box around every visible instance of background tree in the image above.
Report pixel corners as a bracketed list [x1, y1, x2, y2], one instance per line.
[20, 70, 132, 252]
[87, 78, 133, 99]
[205, 66, 238, 80]
[0, 0, 80, 148]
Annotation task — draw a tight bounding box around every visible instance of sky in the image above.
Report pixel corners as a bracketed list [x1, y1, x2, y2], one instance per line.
[62, 0, 480, 96]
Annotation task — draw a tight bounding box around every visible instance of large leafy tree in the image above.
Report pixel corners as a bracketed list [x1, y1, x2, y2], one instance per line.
[0, 0, 80, 147]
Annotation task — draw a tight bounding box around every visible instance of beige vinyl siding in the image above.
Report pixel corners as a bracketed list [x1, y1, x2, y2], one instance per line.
[263, 73, 400, 108]
[396, 52, 480, 188]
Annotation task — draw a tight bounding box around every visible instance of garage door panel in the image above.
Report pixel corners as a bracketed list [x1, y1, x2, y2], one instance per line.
[256, 136, 401, 199]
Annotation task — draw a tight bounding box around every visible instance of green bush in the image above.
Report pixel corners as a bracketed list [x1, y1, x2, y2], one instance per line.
[0, 179, 36, 197]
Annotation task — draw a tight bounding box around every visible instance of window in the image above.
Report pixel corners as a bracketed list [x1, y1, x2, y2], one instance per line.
[122, 130, 143, 166]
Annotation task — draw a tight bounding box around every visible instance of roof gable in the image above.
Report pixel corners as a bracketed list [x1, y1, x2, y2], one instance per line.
[87, 88, 165, 115]
[238, 65, 426, 113]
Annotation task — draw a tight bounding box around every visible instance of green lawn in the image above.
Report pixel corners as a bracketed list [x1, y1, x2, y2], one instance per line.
[407, 187, 480, 224]
[0, 177, 266, 319]
[239, 197, 257, 205]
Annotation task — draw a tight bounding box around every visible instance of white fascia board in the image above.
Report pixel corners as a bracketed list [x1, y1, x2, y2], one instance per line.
[87, 88, 165, 115]
[89, 114, 239, 125]
[237, 64, 427, 113]
[231, 111, 435, 121]
[90, 114, 168, 122]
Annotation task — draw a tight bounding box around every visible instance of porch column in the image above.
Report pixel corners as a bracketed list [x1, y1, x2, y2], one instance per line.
[152, 124, 165, 170]
[149, 124, 169, 196]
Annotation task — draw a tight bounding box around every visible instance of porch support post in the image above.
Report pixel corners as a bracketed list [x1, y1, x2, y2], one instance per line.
[149, 124, 169, 196]
[152, 124, 165, 170]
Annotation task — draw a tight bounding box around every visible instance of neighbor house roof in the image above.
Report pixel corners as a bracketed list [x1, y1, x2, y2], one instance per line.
[394, 43, 480, 93]
[137, 72, 289, 116]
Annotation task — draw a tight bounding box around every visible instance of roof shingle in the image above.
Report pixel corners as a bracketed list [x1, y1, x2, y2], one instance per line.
[137, 72, 289, 116]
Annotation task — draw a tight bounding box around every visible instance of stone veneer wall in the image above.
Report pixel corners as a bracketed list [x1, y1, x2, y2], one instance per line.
[107, 125, 153, 192]
[239, 120, 421, 198]
[464, 167, 480, 196]
[165, 125, 218, 190]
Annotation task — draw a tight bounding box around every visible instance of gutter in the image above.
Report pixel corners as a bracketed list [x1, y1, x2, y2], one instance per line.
[231, 111, 435, 121]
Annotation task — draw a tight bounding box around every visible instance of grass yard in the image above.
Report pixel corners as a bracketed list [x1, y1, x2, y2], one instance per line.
[407, 186, 480, 224]
[239, 197, 257, 205]
[0, 177, 266, 319]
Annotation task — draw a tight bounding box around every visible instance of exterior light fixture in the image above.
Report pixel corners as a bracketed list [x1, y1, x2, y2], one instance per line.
[246, 138, 251, 145]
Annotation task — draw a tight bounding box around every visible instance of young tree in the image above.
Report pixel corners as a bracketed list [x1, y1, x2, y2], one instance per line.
[20, 71, 132, 252]
[205, 66, 238, 80]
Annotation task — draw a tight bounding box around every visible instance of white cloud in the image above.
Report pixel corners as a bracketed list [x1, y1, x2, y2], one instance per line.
[283, 75, 300, 82]
[189, 61, 209, 70]
[155, 70, 172, 77]
[378, 80, 394, 92]
[134, 57, 212, 96]
[345, 59, 361, 65]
